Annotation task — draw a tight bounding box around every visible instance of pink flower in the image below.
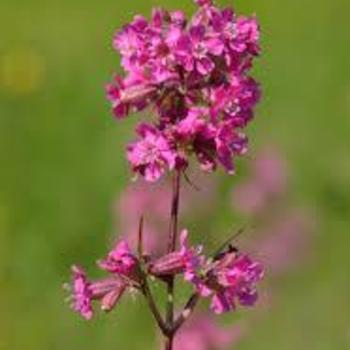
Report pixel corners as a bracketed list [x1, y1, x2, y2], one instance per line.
[113, 15, 149, 72]
[190, 251, 264, 314]
[214, 121, 248, 174]
[210, 76, 261, 127]
[67, 238, 139, 319]
[233, 16, 260, 56]
[149, 230, 202, 278]
[176, 25, 224, 75]
[127, 124, 177, 182]
[69, 266, 93, 320]
[68, 265, 127, 319]
[212, 255, 264, 313]
[106, 75, 157, 119]
[175, 107, 208, 140]
[174, 109, 248, 175]
[194, 0, 213, 7]
[98, 240, 138, 277]
[211, 8, 237, 43]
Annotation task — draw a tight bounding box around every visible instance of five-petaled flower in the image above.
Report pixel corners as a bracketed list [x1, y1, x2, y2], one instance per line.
[127, 123, 177, 182]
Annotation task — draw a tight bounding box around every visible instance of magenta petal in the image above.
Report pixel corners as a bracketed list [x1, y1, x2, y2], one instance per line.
[211, 292, 234, 314]
[70, 266, 94, 320]
[149, 252, 187, 276]
[101, 285, 126, 311]
[207, 38, 224, 56]
[197, 57, 215, 75]
[127, 124, 176, 182]
[238, 289, 258, 306]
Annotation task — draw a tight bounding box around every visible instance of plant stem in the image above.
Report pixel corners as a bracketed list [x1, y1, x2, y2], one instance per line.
[168, 170, 181, 253]
[141, 277, 168, 336]
[165, 170, 181, 350]
[165, 335, 174, 350]
[172, 293, 199, 333]
[138, 216, 168, 335]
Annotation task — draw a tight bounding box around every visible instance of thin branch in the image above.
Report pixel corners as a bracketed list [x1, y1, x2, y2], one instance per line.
[172, 293, 200, 333]
[141, 276, 169, 336]
[183, 170, 200, 191]
[138, 217, 167, 336]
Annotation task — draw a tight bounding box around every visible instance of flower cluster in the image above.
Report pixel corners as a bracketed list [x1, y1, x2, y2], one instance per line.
[189, 250, 264, 314]
[149, 231, 264, 314]
[67, 230, 263, 319]
[67, 241, 139, 319]
[107, 0, 261, 181]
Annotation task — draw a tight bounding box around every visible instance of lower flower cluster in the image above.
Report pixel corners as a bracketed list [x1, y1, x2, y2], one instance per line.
[66, 240, 140, 320]
[67, 230, 264, 319]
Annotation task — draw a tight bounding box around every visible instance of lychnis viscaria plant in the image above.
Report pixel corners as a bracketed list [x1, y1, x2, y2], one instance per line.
[65, 1, 264, 349]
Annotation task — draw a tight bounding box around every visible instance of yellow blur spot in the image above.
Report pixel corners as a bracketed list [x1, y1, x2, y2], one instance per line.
[0, 48, 45, 95]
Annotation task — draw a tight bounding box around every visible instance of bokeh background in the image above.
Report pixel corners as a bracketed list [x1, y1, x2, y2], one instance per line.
[1, 0, 349, 349]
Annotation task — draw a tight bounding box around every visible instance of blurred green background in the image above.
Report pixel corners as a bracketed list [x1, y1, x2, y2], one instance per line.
[1, 0, 349, 349]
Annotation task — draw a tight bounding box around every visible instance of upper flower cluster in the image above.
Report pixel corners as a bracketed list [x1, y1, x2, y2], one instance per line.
[107, 0, 261, 181]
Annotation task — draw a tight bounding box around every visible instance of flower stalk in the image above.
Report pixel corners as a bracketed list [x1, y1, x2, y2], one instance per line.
[164, 170, 181, 349]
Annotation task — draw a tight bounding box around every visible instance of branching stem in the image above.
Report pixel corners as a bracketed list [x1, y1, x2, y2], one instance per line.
[143, 171, 198, 349]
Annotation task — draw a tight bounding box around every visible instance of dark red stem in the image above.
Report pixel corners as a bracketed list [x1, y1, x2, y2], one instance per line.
[164, 171, 181, 350]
